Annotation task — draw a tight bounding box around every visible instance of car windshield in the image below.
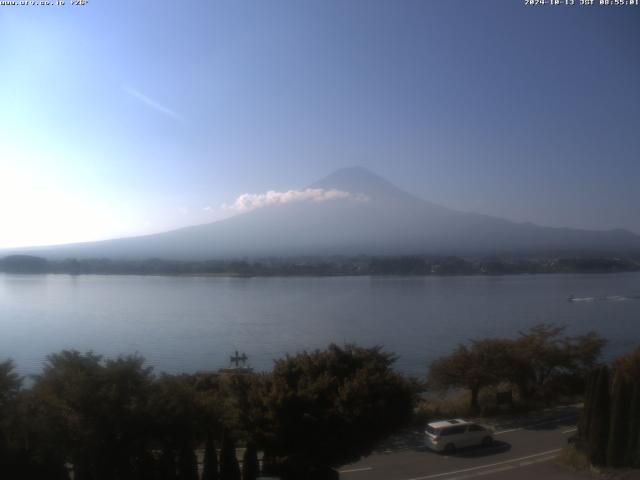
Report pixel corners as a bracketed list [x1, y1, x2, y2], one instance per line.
[425, 425, 440, 436]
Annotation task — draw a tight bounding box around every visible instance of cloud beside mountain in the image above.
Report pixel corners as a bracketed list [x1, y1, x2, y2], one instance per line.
[223, 188, 369, 212]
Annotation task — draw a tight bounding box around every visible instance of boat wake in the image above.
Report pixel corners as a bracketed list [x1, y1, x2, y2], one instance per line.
[567, 295, 639, 303]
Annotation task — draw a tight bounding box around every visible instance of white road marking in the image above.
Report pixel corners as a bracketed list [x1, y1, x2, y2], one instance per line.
[561, 427, 577, 434]
[519, 455, 557, 466]
[447, 465, 516, 480]
[409, 454, 559, 480]
[406, 448, 562, 480]
[339, 466, 373, 474]
[494, 414, 578, 435]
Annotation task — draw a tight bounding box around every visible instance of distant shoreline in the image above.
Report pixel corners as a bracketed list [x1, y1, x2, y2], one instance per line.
[1, 253, 639, 277]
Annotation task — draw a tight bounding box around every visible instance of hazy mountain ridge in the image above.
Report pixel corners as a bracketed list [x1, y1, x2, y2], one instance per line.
[4, 167, 640, 260]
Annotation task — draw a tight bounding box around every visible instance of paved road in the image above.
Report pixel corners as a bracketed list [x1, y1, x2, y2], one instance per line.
[339, 408, 584, 480]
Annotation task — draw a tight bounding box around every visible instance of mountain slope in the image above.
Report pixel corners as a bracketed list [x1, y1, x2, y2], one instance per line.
[6, 167, 640, 260]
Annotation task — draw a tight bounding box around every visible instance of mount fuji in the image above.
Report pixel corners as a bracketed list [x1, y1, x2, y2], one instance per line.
[7, 167, 640, 260]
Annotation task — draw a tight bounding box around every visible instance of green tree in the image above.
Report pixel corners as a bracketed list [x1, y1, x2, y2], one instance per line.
[258, 344, 416, 479]
[148, 375, 204, 455]
[0, 360, 25, 479]
[158, 448, 177, 480]
[606, 371, 632, 467]
[0, 359, 21, 402]
[260, 450, 282, 477]
[219, 432, 241, 480]
[241, 441, 259, 480]
[31, 350, 154, 480]
[615, 348, 640, 468]
[202, 435, 219, 480]
[588, 365, 610, 467]
[133, 449, 156, 480]
[177, 444, 198, 480]
[578, 369, 597, 439]
[31, 351, 104, 479]
[625, 382, 640, 467]
[428, 339, 513, 411]
[511, 325, 605, 400]
[613, 347, 640, 379]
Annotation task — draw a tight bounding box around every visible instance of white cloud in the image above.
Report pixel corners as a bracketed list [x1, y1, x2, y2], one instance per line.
[122, 85, 184, 122]
[223, 188, 369, 213]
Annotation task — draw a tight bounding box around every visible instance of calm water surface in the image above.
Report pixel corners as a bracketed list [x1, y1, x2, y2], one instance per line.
[1, 273, 639, 377]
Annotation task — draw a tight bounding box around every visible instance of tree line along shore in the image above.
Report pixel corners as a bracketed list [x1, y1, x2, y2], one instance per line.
[1, 254, 639, 276]
[1, 323, 639, 479]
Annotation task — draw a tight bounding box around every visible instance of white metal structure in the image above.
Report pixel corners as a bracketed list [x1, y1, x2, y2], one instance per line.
[425, 419, 494, 453]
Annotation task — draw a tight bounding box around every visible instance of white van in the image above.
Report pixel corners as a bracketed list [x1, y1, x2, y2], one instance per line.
[425, 419, 494, 453]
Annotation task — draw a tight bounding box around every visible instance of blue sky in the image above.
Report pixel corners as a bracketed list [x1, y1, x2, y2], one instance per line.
[1, 0, 639, 247]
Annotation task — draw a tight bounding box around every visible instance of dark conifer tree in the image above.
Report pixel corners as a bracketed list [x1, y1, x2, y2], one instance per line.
[588, 365, 610, 466]
[260, 450, 279, 476]
[579, 369, 597, 439]
[202, 436, 219, 480]
[158, 448, 178, 480]
[219, 433, 241, 480]
[72, 457, 93, 480]
[133, 450, 156, 480]
[606, 371, 631, 467]
[30, 454, 71, 480]
[241, 441, 259, 480]
[177, 444, 198, 480]
[625, 382, 640, 467]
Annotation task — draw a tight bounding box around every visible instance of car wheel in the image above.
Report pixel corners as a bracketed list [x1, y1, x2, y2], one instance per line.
[482, 436, 493, 447]
[444, 443, 455, 454]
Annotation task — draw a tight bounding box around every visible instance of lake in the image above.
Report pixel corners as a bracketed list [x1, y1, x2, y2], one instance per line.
[1, 272, 639, 378]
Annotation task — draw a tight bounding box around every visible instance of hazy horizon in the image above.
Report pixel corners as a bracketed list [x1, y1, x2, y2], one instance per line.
[2, 1, 639, 249]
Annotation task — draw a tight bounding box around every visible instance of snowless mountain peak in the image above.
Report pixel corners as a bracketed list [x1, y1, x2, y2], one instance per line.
[310, 166, 422, 203]
[3, 167, 640, 260]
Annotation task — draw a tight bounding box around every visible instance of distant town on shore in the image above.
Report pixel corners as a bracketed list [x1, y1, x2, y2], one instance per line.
[1, 254, 639, 277]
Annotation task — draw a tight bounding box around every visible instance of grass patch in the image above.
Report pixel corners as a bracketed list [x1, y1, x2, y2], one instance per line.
[557, 445, 593, 472]
[414, 383, 584, 427]
[413, 392, 474, 427]
[556, 446, 640, 479]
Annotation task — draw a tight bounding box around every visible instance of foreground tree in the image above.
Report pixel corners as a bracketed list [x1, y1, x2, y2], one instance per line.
[241, 441, 259, 480]
[428, 339, 514, 411]
[201, 435, 219, 480]
[31, 351, 155, 480]
[257, 344, 417, 479]
[511, 325, 605, 400]
[158, 448, 178, 480]
[219, 432, 241, 480]
[578, 369, 598, 439]
[177, 444, 198, 480]
[606, 371, 632, 467]
[626, 382, 640, 467]
[0, 359, 21, 402]
[614, 347, 640, 379]
[429, 324, 606, 408]
[616, 348, 640, 468]
[0, 359, 27, 478]
[587, 365, 610, 467]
